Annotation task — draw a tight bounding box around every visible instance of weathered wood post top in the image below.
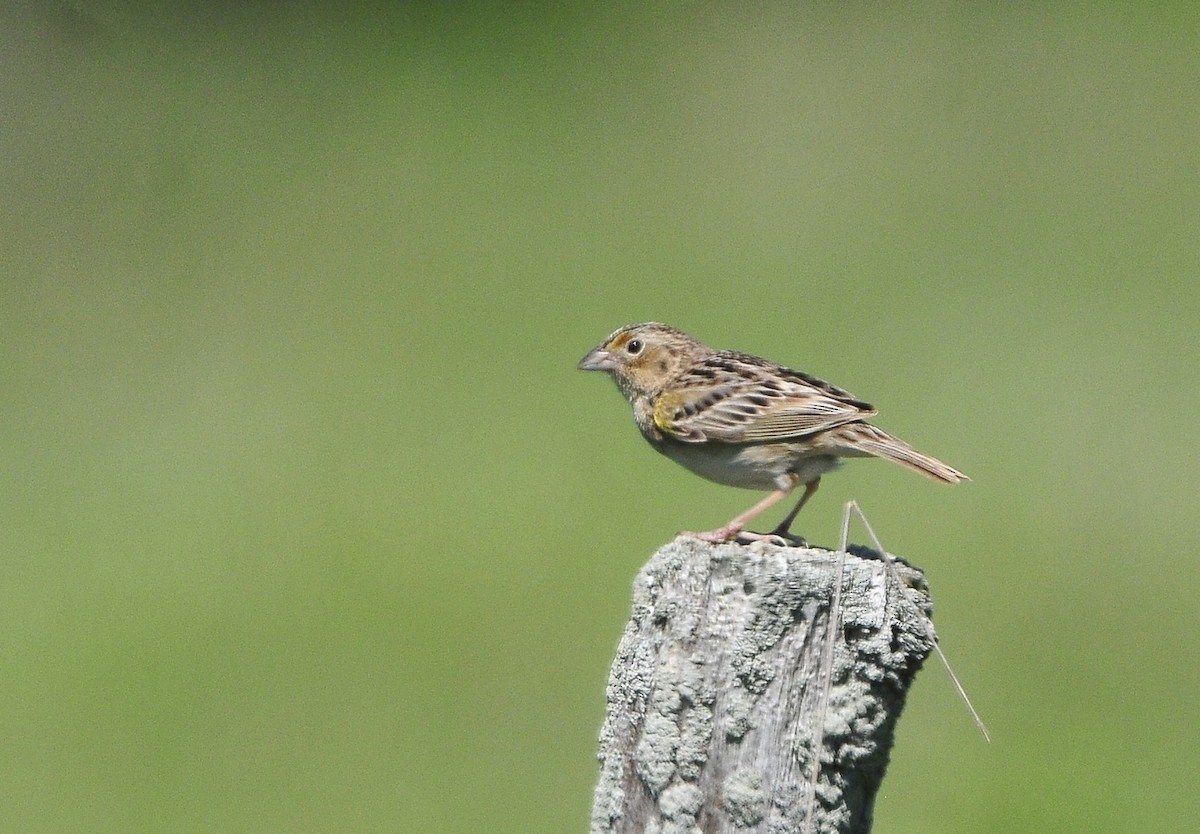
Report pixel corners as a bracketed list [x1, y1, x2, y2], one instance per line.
[590, 536, 935, 834]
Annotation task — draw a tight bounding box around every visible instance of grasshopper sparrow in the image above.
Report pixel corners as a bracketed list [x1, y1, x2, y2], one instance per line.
[578, 322, 967, 544]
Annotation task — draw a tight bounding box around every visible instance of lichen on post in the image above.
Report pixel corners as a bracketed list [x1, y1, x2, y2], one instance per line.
[589, 537, 935, 834]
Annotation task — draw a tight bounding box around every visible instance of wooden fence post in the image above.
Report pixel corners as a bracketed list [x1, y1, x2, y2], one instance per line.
[590, 537, 935, 834]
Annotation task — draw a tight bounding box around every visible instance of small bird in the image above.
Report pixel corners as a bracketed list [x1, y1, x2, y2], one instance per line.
[578, 322, 967, 544]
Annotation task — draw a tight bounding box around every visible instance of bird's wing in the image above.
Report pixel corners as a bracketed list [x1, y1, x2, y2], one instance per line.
[652, 354, 876, 443]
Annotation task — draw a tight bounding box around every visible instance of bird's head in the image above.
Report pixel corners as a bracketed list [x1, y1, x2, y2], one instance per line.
[578, 322, 700, 399]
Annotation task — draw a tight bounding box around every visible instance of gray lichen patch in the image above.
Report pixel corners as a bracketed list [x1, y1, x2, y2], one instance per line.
[730, 640, 778, 694]
[722, 689, 754, 740]
[675, 704, 713, 782]
[635, 711, 681, 793]
[589, 770, 625, 832]
[722, 768, 766, 826]
[659, 782, 703, 822]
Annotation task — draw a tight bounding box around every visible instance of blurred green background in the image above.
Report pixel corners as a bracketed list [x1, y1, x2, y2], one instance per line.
[3, 3, 1197, 832]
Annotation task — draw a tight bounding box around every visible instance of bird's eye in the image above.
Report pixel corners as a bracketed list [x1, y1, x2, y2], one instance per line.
[626, 339, 644, 355]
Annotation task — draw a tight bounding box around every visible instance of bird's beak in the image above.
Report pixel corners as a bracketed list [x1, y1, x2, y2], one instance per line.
[578, 346, 616, 372]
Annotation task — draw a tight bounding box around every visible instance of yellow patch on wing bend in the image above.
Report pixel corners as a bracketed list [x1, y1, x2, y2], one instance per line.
[652, 390, 705, 441]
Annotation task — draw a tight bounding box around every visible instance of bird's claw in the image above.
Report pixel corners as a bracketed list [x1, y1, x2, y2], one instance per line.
[765, 528, 808, 547]
[680, 527, 803, 548]
[734, 530, 790, 547]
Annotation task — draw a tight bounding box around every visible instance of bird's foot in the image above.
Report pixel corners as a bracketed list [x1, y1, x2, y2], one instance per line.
[680, 525, 742, 544]
[735, 530, 791, 547]
[766, 526, 808, 547]
[680, 526, 792, 547]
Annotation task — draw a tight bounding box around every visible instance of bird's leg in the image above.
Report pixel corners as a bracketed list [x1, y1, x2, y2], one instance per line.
[681, 483, 796, 545]
[768, 477, 821, 544]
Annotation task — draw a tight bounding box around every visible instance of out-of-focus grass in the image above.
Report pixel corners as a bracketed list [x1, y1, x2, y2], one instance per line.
[2, 4, 1197, 832]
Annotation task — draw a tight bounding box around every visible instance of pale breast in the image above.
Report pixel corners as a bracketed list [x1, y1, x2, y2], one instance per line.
[654, 438, 841, 491]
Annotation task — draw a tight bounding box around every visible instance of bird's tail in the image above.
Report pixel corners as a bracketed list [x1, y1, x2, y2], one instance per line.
[826, 422, 969, 484]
